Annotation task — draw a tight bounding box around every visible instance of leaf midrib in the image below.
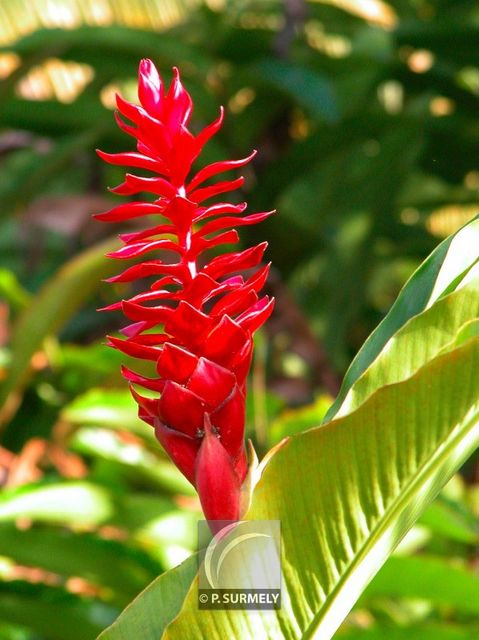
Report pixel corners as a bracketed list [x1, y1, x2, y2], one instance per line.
[301, 403, 479, 640]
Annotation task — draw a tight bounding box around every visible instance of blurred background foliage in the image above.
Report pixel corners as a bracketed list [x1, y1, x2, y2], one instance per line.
[0, 0, 478, 638]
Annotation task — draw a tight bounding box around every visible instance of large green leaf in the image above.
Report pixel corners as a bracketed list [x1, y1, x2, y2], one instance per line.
[0, 237, 119, 427]
[97, 555, 197, 640]
[335, 280, 479, 417]
[165, 339, 479, 639]
[99, 336, 479, 639]
[324, 215, 479, 421]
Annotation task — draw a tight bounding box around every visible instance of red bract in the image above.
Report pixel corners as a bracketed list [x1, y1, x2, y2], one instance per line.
[96, 59, 274, 522]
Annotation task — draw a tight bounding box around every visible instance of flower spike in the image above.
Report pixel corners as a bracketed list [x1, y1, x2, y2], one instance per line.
[97, 59, 274, 523]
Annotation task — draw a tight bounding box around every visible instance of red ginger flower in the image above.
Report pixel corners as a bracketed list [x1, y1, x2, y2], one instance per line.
[96, 60, 274, 522]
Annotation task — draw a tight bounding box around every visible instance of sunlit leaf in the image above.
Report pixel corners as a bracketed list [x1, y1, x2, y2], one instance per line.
[63, 389, 150, 437]
[101, 337, 479, 639]
[336, 280, 479, 418]
[0, 482, 113, 526]
[0, 237, 119, 427]
[0, 269, 30, 311]
[268, 395, 331, 444]
[325, 215, 479, 422]
[71, 427, 195, 496]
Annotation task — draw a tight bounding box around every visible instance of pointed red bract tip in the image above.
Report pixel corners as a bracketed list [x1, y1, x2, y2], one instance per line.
[195, 415, 241, 522]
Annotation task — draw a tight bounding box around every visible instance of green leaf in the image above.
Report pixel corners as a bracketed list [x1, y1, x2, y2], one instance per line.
[134, 510, 198, 569]
[53, 342, 126, 394]
[165, 341, 479, 639]
[0, 270, 30, 311]
[71, 427, 194, 496]
[0, 580, 116, 640]
[1, 26, 211, 76]
[396, 22, 479, 67]
[249, 59, 339, 122]
[338, 624, 479, 640]
[419, 498, 478, 544]
[362, 555, 479, 613]
[0, 525, 160, 603]
[335, 281, 479, 418]
[97, 555, 197, 640]
[110, 494, 198, 569]
[0, 133, 100, 213]
[0, 619, 34, 640]
[0, 237, 120, 427]
[268, 395, 331, 444]
[0, 482, 113, 526]
[324, 215, 479, 422]
[110, 493, 176, 532]
[0, 97, 112, 137]
[65, 392, 195, 495]
[439, 318, 479, 352]
[62, 388, 151, 437]
[100, 338, 479, 640]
